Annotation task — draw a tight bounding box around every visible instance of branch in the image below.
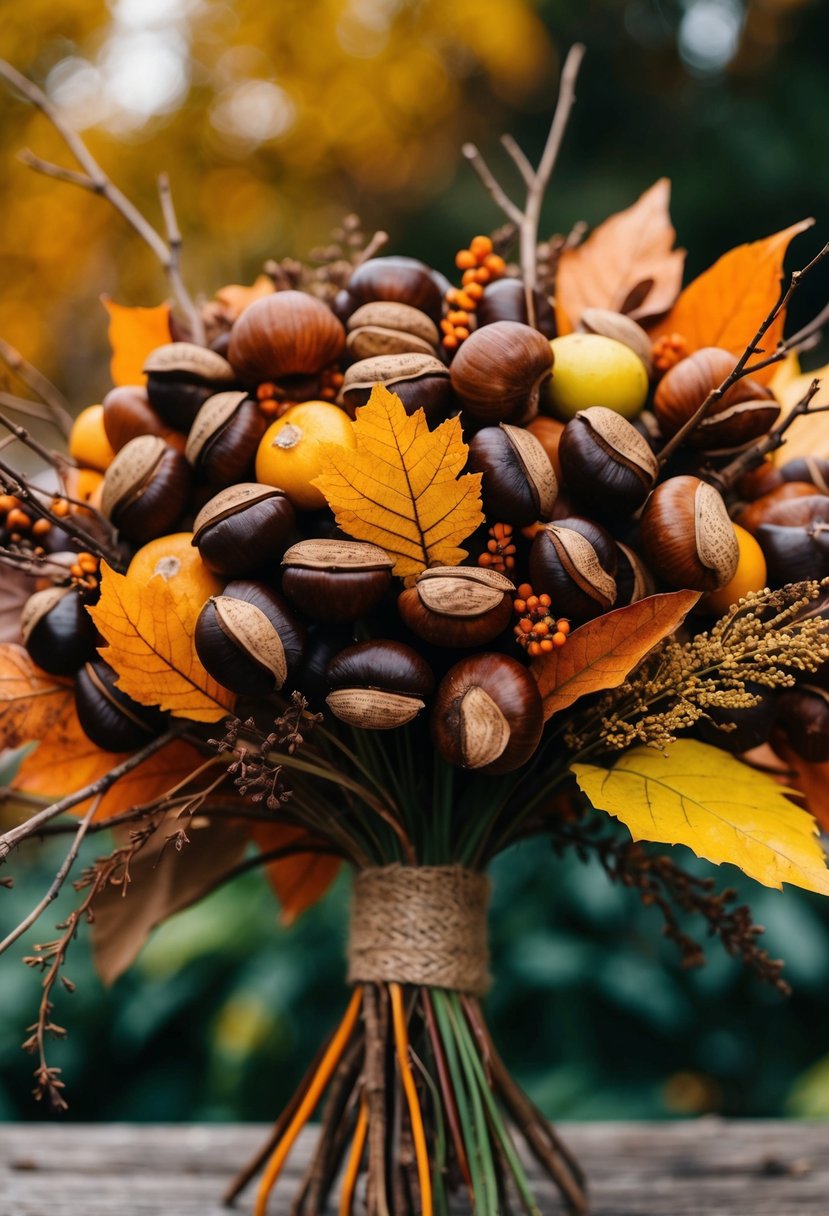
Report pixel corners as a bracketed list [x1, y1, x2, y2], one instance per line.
[461, 144, 524, 225]
[157, 172, 205, 345]
[0, 390, 69, 426]
[499, 134, 534, 188]
[710, 379, 823, 492]
[0, 339, 72, 438]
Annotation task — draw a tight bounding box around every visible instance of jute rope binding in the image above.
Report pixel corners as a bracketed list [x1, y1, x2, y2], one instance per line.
[347, 864, 491, 996]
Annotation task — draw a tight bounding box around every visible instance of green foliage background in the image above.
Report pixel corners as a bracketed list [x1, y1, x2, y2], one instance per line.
[2, 0, 829, 1124]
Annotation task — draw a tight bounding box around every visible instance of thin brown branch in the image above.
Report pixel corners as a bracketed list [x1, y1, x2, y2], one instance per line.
[354, 229, 390, 266]
[461, 143, 524, 225]
[0, 390, 68, 426]
[0, 458, 124, 567]
[710, 379, 823, 492]
[499, 133, 534, 187]
[157, 172, 205, 345]
[0, 339, 72, 438]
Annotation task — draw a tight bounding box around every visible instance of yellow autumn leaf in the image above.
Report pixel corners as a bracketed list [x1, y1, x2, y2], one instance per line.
[102, 296, 172, 386]
[0, 644, 74, 749]
[89, 563, 235, 723]
[573, 739, 829, 896]
[768, 353, 829, 463]
[313, 383, 483, 582]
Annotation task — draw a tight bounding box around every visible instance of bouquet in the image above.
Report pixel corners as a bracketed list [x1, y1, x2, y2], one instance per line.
[2, 44, 829, 1216]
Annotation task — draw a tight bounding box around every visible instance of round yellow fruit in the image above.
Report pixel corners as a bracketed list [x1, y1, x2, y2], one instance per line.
[255, 401, 355, 510]
[127, 532, 223, 606]
[702, 525, 767, 616]
[69, 404, 116, 472]
[547, 333, 649, 421]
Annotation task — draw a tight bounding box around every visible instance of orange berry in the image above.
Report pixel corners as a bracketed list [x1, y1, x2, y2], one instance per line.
[6, 507, 30, 531]
[527, 595, 538, 610]
[552, 631, 567, 647]
[442, 334, 459, 350]
[539, 638, 554, 652]
[470, 235, 493, 259]
[455, 249, 477, 270]
[51, 498, 70, 517]
[534, 621, 549, 636]
[32, 518, 52, 536]
[517, 583, 533, 599]
[440, 318, 455, 334]
[447, 310, 469, 326]
[477, 552, 493, 567]
[539, 594, 551, 608]
[454, 327, 470, 341]
[519, 618, 533, 634]
[0, 494, 18, 514]
[454, 291, 475, 311]
[465, 282, 485, 301]
[474, 268, 491, 285]
[483, 253, 506, 277]
[461, 268, 478, 286]
[513, 599, 527, 615]
[556, 619, 570, 635]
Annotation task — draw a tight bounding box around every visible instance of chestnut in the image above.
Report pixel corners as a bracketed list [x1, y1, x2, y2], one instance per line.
[755, 522, 829, 584]
[736, 482, 827, 534]
[195, 581, 305, 696]
[432, 653, 543, 774]
[282, 539, 393, 621]
[101, 435, 192, 545]
[398, 566, 514, 648]
[557, 407, 658, 517]
[21, 586, 97, 676]
[185, 391, 267, 487]
[102, 385, 181, 452]
[468, 424, 557, 526]
[228, 291, 346, 386]
[341, 354, 452, 424]
[780, 457, 829, 494]
[192, 483, 296, 577]
[529, 517, 618, 625]
[450, 321, 553, 426]
[653, 347, 778, 453]
[326, 639, 434, 729]
[776, 686, 829, 763]
[75, 657, 166, 752]
[144, 343, 236, 430]
[697, 684, 778, 754]
[475, 278, 556, 337]
[639, 476, 739, 592]
[614, 542, 654, 607]
[345, 301, 439, 360]
[337, 256, 444, 324]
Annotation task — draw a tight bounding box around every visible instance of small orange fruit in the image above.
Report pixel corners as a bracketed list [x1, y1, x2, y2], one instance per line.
[702, 525, 767, 617]
[69, 405, 116, 472]
[255, 401, 355, 510]
[127, 532, 223, 607]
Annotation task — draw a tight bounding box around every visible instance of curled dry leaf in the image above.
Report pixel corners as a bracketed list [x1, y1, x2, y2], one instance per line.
[250, 821, 340, 925]
[555, 179, 685, 332]
[573, 739, 829, 896]
[89, 563, 235, 723]
[314, 383, 483, 583]
[649, 220, 814, 384]
[531, 590, 700, 722]
[210, 274, 275, 324]
[102, 296, 172, 387]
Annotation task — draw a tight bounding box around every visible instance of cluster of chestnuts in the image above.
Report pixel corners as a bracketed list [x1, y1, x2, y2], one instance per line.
[17, 243, 829, 774]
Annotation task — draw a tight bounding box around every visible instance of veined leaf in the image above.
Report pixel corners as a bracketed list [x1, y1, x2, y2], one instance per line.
[90, 563, 235, 723]
[313, 383, 483, 582]
[102, 296, 172, 386]
[0, 644, 74, 749]
[532, 591, 699, 721]
[573, 739, 829, 895]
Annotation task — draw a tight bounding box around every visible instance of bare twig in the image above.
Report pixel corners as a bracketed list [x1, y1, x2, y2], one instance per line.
[0, 339, 72, 438]
[0, 458, 123, 567]
[710, 379, 824, 492]
[0, 390, 68, 426]
[354, 230, 390, 266]
[157, 172, 205, 344]
[499, 134, 534, 188]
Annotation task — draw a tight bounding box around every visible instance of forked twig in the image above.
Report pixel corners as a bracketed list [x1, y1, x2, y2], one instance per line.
[0, 339, 73, 438]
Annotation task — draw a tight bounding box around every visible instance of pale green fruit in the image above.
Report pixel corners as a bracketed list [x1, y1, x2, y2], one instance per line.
[547, 333, 650, 421]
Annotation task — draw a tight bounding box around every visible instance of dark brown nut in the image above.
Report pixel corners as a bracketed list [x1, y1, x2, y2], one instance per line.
[326, 639, 434, 729]
[102, 385, 181, 452]
[341, 353, 452, 423]
[474, 278, 556, 337]
[398, 566, 515, 648]
[528, 517, 618, 625]
[431, 653, 543, 774]
[192, 483, 296, 577]
[337, 257, 444, 324]
[185, 392, 266, 487]
[228, 291, 346, 385]
[75, 657, 166, 752]
[345, 301, 439, 360]
[468, 424, 557, 525]
[640, 475, 739, 592]
[758, 495, 829, 530]
[735, 482, 824, 534]
[101, 435, 191, 545]
[21, 586, 97, 676]
[282, 539, 393, 621]
[614, 542, 655, 607]
[653, 347, 778, 452]
[578, 309, 654, 376]
[776, 686, 829, 762]
[294, 623, 355, 712]
[450, 321, 553, 426]
[755, 522, 829, 584]
[557, 407, 658, 516]
[144, 343, 236, 430]
[780, 457, 829, 493]
[697, 683, 778, 754]
[195, 580, 305, 696]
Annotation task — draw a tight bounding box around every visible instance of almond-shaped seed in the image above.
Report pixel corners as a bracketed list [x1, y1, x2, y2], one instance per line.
[192, 483, 287, 538]
[185, 391, 249, 466]
[326, 688, 425, 729]
[342, 352, 449, 394]
[101, 434, 167, 519]
[576, 407, 659, 481]
[143, 343, 235, 382]
[694, 482, 739, 585]
[282, 539, 393, 571]
[346, 302, 439, 347]
[459, 684, 510, 768]
[212, 596, 288, 687]
[20, 586, 68, 645]
[346, 327, 436, 360]
[547, 526, 617, 607]
[501, 423, 558, 519]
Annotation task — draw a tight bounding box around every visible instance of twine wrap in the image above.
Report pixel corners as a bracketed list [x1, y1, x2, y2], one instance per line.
[347, 864, 491, 996]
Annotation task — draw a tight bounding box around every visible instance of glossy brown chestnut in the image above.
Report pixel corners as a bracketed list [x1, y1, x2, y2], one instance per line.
[614, 542, 655, 607]
[102, 385, 181, 452]
[144, 343, 236, 430]
[192, 483, 296, 577]
[341, 353, 452, 423]
[345, 301, 439, 360]
[474, 278, 556, 337]
[653, 347, 778, 452]
[755, 522, 829, 584]
[639, 475, 739, 592]
[75, 657, 166, 752]
[468, 424, 557, 525]
[557, 407, 658, 516]
[228, 291, 346, 385]
[195, 580, 305, 696]
[101, 435, 191, 545]
[450, 321, 553, 426]
[736, 482, 826, 534]
[185, 392, 267, 487]
[529, 517, 618, 625]
[338, 256, 444, 324]
[282, 539, 393, 621]
[398, 566, 515, 648]
[21, 585, 97, 676]
[780, 457, 829, 493]
[431, 653, 543, 774]
[755, 495, 829, 530]
[326, 639, 434, 729]
[776, 686, 829, 762]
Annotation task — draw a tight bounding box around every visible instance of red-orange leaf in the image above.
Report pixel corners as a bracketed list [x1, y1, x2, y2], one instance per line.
[532, 590, 700, 721]
[556, 179, 685, 332]
[0, 644, 74, 750]
[102, 296, 172, 387]
[771, 739, 829, 834]
[649, 220, 814, 384]
[250, 821, 340, 925]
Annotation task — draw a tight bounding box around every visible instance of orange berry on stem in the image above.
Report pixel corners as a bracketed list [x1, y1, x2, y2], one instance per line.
[470, 235, 493, 259]
[456, 249, 477, 270]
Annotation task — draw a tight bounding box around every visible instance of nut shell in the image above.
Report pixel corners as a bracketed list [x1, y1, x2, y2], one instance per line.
[186, 392, 267, 487]
[21, 586, 97, 676]
[75, 657, 166, 752]
[450, 321, 553, 426]
[475, 278, 556, 337]
[102, 385, 177, 451]
[282, 539, 393, 621]
[144, 343, 236, 430]
[653, 348, 778, 452]
[398, 566, 514, 647]
[529, 517, 618, 625]
[640, 475, 739, 591]
[345, 301, 439, 360]
[192, 483, 296, 576]
[558, 407, 658, 516]
[468, 424, 557, 525]
[341, 353, 452, 423]
[195, 581, 304, 696]
[431, 653, 543, 773]
[340, 257, 444, 324]
[101, 435, 191, 545]
[228, 291, 346, 384]
[326, 639, 434, 729]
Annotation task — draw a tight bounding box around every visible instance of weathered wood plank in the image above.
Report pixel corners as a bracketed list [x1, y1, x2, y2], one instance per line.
[1, 1121, 827, 1214]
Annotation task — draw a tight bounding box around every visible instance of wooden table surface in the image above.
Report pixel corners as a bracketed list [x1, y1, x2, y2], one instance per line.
[1, 1120, 827, 1215]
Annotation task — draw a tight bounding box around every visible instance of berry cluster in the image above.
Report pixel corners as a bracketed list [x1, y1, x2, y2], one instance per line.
[477, 521, 516, 574]
[441, 234, 507, 350]
[513, 583, 570, 656]
[651, 332, 690, 375]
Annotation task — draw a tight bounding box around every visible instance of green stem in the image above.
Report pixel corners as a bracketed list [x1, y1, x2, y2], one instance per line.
[431, 990, 486, 1205]
[441, 992, 499, 1214]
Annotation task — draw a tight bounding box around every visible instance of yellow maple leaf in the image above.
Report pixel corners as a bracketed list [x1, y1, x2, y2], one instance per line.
[89, 563, 235, 723]
[102, 296, 172, 386]
[573, 739, 829, 896]
[313, 383, 483, 582]
[768, 353, 829, 463]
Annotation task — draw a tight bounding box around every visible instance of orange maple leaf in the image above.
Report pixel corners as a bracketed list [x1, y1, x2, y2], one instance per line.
[250, 821, 340, 925]
[0, 644, 74, 750]
[102, 296, 172, 386]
